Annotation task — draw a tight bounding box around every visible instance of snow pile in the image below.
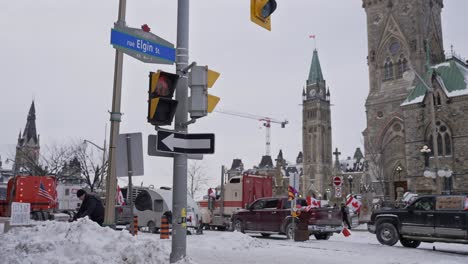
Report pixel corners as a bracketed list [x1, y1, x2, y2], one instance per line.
[0, 218, 196, 264]
[206, 231, 269, 251]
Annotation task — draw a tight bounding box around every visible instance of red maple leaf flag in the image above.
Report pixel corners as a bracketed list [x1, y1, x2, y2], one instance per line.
[116, 185, 126, 206]
[346, 195, 362, 213]
[305, 196, 321, 211]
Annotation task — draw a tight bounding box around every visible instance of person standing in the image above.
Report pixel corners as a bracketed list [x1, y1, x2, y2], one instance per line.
[74, 189, 105, 226]
[341, 203, 351, 229]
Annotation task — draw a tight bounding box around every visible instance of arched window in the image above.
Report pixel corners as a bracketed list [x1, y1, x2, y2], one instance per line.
[437, 134, 443, 156]
[396, 56, 408, 79]
[435, 92, 442, 106]
[444, 133, 452, 155]
[384, 58, 394, 81]
[427, 122, 452, 157]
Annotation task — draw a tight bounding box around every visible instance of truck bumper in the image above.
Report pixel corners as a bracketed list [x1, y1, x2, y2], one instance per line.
[367, 224, 376, 234]
[308, 225, 343, 234]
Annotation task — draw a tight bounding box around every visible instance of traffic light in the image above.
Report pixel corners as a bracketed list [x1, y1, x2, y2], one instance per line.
[147, 70, 179, 126]
[250, 0, 277, 31]
[189, 65, 220, 119]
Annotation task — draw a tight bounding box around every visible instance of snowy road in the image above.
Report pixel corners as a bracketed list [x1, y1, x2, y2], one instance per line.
[179, 229, 468, 264]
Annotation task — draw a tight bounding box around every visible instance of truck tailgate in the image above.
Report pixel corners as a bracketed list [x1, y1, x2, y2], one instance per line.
[307, 208, 342, 226]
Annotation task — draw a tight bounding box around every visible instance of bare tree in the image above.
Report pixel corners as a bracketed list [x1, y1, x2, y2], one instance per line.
[73, 142, 107, 192]
[14, 144, 75, 178]
[363, 136, 388, 200]
[188, 161, 209, 200]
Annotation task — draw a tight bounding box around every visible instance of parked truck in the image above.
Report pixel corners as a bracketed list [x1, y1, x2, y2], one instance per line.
[0, 175, 58, 220]
[231, 196, 343, 240]
[368, 194, 468, 247]
[198, 172, 273, 230]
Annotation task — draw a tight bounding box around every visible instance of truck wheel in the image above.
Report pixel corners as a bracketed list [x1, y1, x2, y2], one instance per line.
[233, 220, 244, 233]
[314, 233, 331, 240]
[285, 223, 295, 240]
[376, 223, 399, 246]
[400, 238, 421, 248]
[147, 221, 157, 234]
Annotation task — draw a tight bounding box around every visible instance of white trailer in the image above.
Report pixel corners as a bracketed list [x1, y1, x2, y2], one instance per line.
[121, 186, 201, 233]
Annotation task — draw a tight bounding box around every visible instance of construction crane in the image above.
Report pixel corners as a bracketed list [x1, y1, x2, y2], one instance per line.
[215, 109, 288, 156]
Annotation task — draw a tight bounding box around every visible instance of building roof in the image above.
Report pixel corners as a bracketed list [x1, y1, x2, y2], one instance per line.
[402, 58, 468, 106]
[307, 49, 324, 85]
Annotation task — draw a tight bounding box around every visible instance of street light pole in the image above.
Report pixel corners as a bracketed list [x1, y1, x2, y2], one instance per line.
[171, 0, 189, 262]
[104, 0, 127, 226]
[404, 41, 441, 193]
[396, 165, 402, 181]
[83, 138, 107, 190]
[348, 175, 353, 195]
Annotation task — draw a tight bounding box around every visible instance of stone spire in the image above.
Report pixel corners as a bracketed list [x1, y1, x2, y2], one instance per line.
[19, 101, 38, 146]
[307, 49, 324, 85]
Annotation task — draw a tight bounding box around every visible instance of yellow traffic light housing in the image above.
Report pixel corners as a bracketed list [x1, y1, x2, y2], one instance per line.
[189, 66, 221, 118]
[250, 0, 277, 31]
[147, 71, 179, 126]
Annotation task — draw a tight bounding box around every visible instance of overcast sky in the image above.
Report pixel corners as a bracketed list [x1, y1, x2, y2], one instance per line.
[1, 0, 467, 192]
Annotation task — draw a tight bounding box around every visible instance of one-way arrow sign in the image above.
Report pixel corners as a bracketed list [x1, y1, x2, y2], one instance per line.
[157, 130, 215, 154]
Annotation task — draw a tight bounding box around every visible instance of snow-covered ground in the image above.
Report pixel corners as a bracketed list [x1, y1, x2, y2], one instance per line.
[0, 219, 467, 264]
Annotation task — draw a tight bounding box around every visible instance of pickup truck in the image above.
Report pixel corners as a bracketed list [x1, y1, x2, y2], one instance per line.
[231, 196, 342, 240]
[368, 195, 468, 248]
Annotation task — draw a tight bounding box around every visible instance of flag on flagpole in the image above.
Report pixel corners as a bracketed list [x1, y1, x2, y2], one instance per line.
[305, 196, 321, 211]
[288, 186, 298, 201]
[346, 195, 362, 214]
[116, 185, 126, 206]
[208, 188, 216, 199]
[309, 34, 316, 39]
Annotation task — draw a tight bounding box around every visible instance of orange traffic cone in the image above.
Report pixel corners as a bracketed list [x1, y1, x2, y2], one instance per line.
[342, 227, 351, 237]
[160, 215, 170, 239]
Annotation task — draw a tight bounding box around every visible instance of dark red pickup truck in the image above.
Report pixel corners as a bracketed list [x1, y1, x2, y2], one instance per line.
[231, 196, 343, 239]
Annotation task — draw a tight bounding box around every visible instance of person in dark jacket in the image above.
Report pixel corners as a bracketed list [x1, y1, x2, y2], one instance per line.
[341, 203, 352, 229]
[74, 189, 105, 226]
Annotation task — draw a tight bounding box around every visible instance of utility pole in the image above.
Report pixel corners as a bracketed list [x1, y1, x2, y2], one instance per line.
[104, 0, 126, 226]
[171, 0, 189, 262]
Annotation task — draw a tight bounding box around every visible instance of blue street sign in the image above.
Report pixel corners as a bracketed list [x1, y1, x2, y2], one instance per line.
[110, 27, 175, 64]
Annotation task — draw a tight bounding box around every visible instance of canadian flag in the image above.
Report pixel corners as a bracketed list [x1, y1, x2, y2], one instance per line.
[208, 188, 216, 199]
[116, 185, 125, 206]
[305, 196, 321, 211]
[464, 197, 468, 210]
[346, 195, 362, 214]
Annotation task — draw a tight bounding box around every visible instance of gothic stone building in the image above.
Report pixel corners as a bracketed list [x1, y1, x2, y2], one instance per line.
[302, 49, 333, 197]
[362, 0, 468, 199]
[14, 101, 40, 174]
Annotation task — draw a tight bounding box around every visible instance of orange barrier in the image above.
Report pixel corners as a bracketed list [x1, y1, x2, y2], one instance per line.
[160, 215, 170, 239]
[133, 216, 138, 236]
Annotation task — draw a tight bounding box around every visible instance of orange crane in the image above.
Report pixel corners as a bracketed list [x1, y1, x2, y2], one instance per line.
[215, 109, 288, 156]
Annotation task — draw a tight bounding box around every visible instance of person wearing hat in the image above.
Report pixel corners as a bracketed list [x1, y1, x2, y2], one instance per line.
[73, 189, 105, 226]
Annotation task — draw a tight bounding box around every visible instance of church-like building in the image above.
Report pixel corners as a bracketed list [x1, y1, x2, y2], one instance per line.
[362, 0, 468, 199]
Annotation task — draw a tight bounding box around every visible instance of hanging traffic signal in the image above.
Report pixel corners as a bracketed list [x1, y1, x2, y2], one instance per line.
[189, 65, 220, 119]
[147, 71, 179, 126]
[250, 0, 277, 31]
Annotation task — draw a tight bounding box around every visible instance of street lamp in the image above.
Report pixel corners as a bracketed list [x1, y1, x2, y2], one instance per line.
[83, 139, 107, 189]
[396, 165, 403, 181]
[325, 188, 331, 201]
[419, 145, 453, 193]
[348, 175, 353, 194]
